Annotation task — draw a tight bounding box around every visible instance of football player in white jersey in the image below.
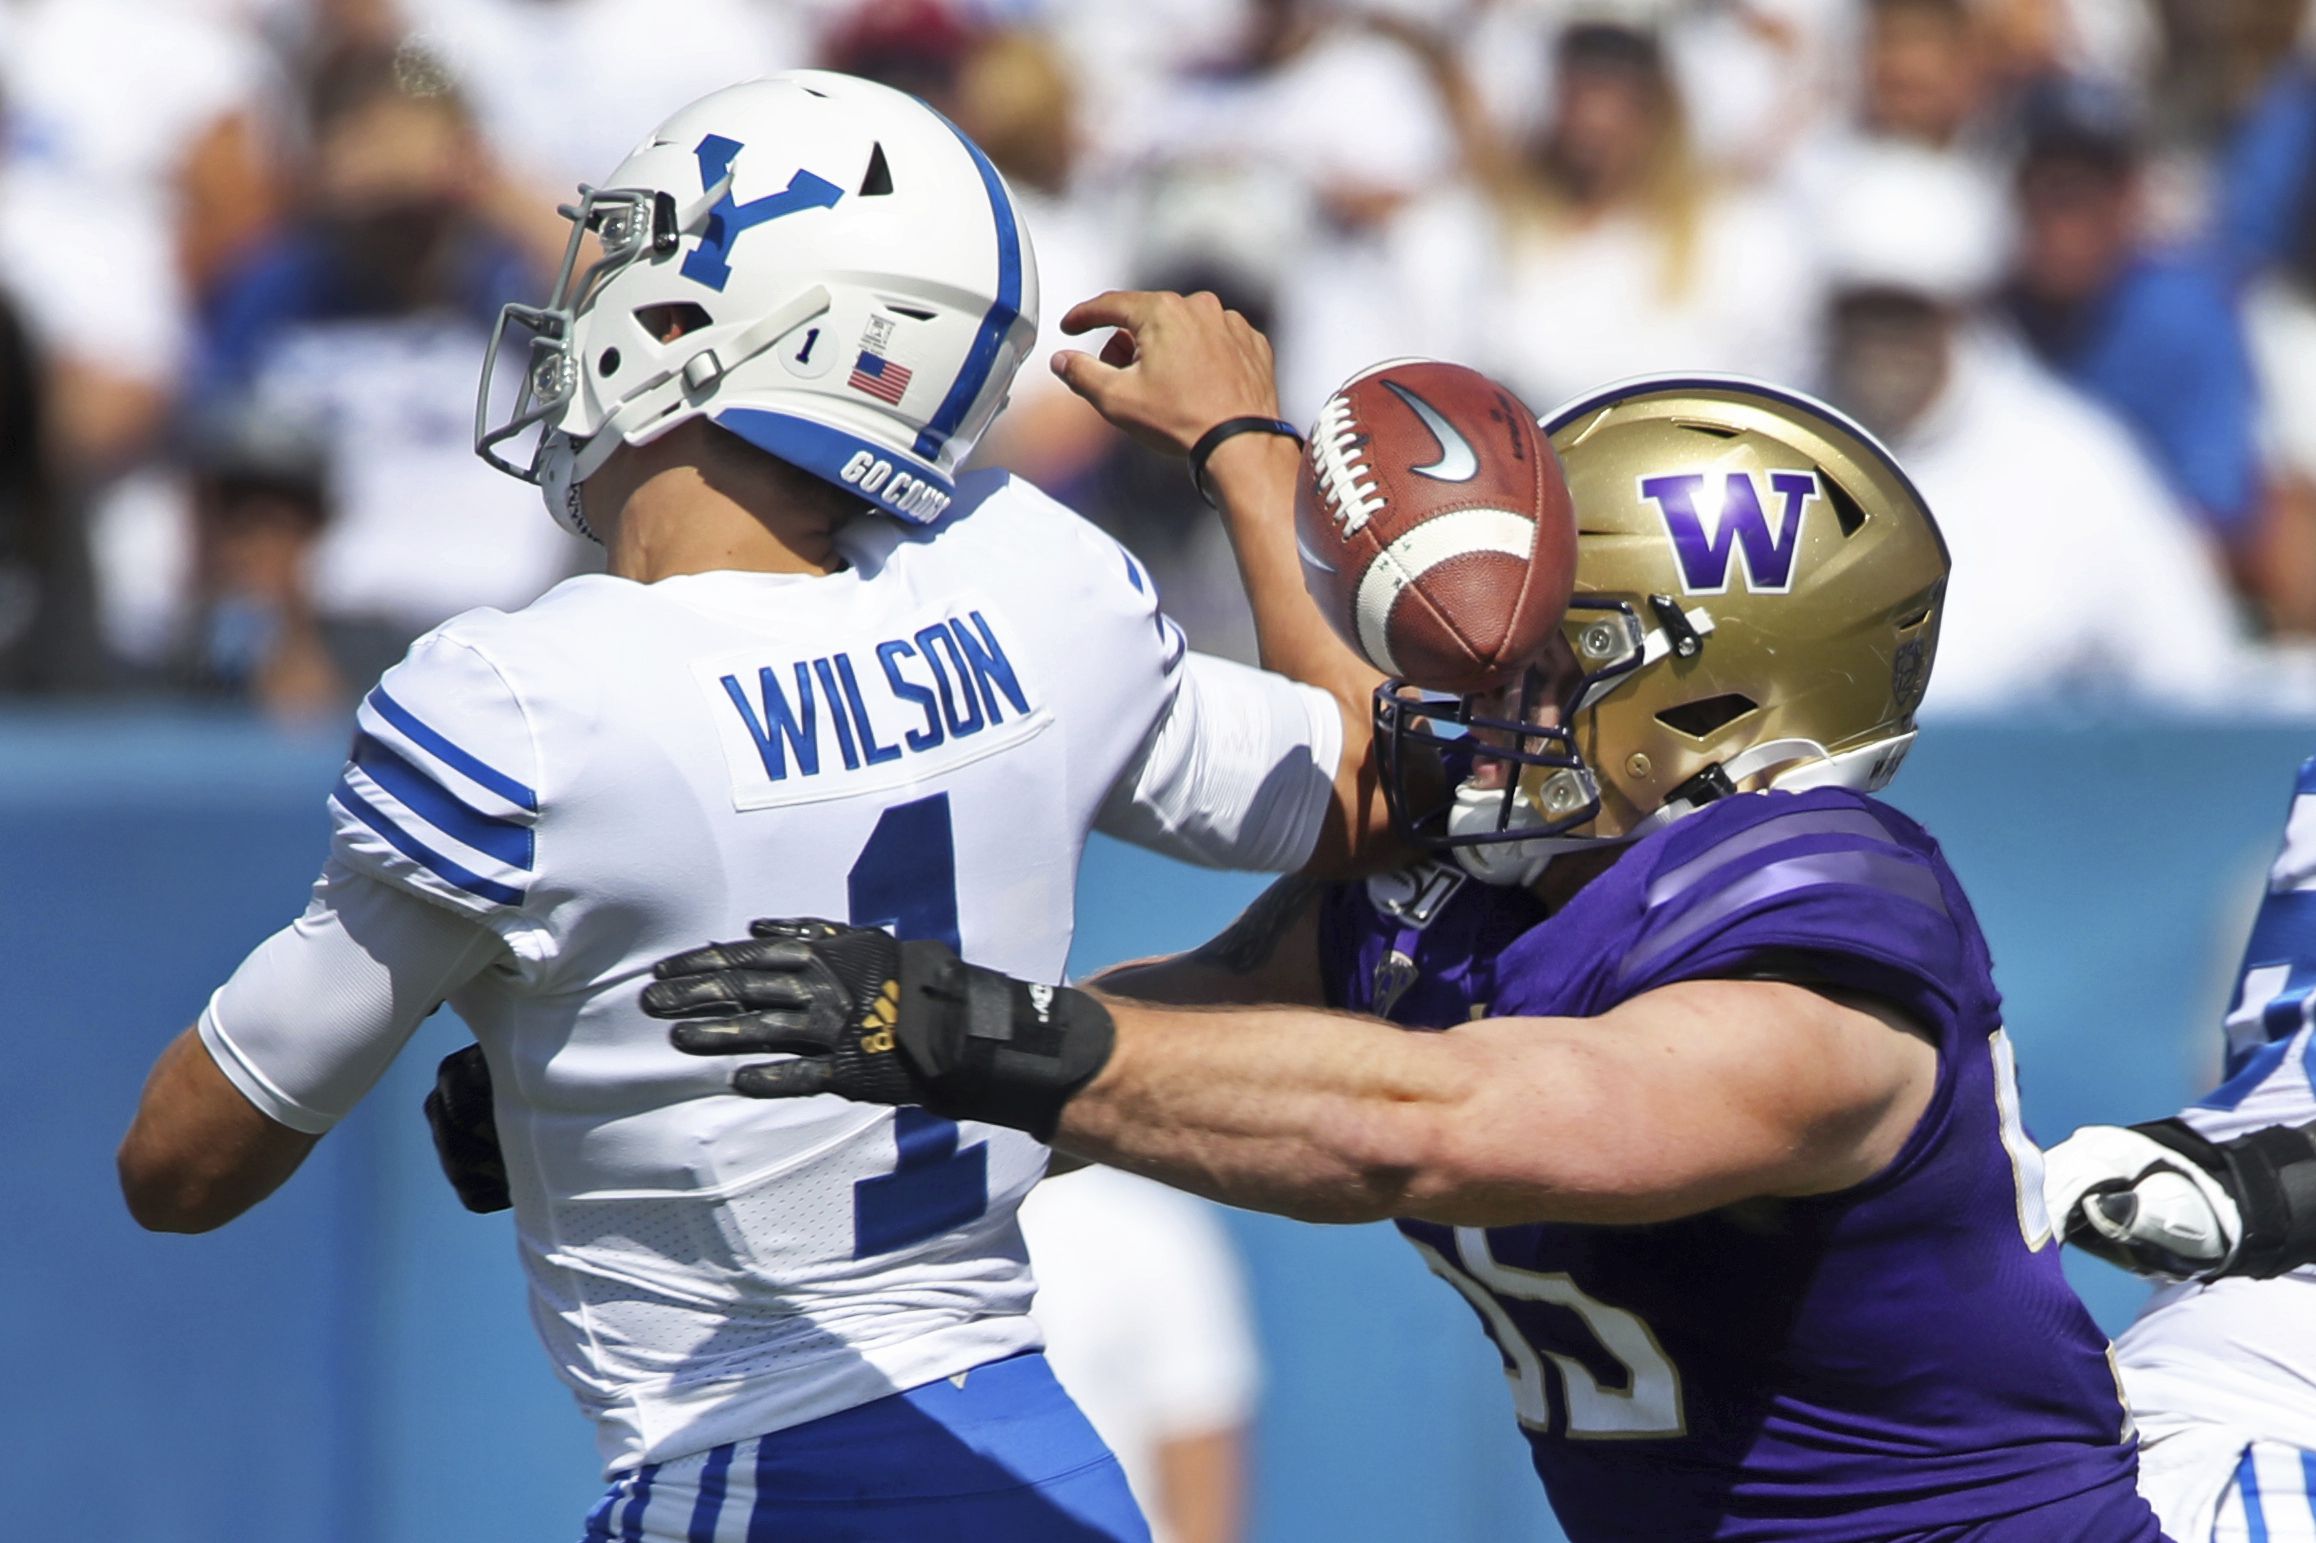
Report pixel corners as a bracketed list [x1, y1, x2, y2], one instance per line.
[2042, 756, 2316, 1543]
[116, 74, 1389, 1543]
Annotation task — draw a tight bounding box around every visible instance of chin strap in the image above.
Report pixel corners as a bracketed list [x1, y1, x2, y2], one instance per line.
[1722, 737, 1831, 786]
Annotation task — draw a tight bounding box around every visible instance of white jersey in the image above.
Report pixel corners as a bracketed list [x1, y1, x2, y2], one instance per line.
[2115, 756, 2316, 1538]
[200, 469, 1340, 1475]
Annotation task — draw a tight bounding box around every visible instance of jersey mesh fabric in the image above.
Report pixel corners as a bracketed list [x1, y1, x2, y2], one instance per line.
[1095, 650, 1340, 872]
[235, 469, 1335, 1476]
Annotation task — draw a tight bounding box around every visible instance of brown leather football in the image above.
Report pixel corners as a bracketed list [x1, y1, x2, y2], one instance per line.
[1294, 359, 1576, 693]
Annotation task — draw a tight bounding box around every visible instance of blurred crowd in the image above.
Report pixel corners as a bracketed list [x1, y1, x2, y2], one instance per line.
[3, 0, 2316, 718]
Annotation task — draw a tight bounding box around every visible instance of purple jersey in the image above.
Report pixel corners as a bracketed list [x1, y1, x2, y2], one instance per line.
[1321, 787, 2164, 1543]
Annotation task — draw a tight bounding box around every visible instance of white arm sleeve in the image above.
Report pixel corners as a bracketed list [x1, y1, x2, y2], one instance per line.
[198, 859, 504, 1134]
[1095, 650, 1345, 873]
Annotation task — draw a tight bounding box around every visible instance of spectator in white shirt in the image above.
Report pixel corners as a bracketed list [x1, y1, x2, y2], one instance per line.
[1402, 14, 1819, 412]
[1817, 142, 2244, 714]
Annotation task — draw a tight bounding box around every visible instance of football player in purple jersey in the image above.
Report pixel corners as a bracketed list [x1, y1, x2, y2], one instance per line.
[643, 329, 2174, 1536]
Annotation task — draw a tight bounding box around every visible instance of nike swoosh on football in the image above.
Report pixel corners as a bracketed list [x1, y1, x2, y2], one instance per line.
[1382, 379, 1479, 483]
[1296, 532, 1339, 573]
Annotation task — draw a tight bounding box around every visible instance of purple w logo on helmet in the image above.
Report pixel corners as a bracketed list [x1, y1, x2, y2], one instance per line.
[1640, 470, 1821, 596]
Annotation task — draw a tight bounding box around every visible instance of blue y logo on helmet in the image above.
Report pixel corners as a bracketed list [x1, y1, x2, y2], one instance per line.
[681, 134, 844, 292]
[1641, 470, 1821, 595]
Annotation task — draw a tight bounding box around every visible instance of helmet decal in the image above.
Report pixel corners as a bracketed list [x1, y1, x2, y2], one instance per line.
[1892, 634, 1931, 712]
[1371, 374, 1949, 880]
[911, 111, 1024, 460]
[474, 73, 1040, 536]
[680, 134, 844, 292]
[1640, 469, 1820, 596]
[845, 316, 913, 404]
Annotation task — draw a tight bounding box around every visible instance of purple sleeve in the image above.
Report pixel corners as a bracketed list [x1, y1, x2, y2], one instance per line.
[1610, 796, 1973, 1038]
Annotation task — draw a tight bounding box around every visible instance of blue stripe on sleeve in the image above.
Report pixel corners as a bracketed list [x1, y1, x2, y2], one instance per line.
[687, 1442, 735, 1543]
[352, 734, 534, 870]
[366, 686, 538, 811]
[912, 114, 1022, 461]
[332, 775, 527, 907]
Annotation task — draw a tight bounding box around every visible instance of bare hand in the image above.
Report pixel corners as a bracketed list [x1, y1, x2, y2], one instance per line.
[1051, 290, 1285, 458]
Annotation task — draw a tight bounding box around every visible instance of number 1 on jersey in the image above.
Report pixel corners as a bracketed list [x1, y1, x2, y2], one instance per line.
[847, 791, 961, 950]
[847, 793, 988, 1258]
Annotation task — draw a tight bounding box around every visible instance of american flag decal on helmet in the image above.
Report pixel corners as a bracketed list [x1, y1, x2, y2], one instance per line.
[848, 350, 912, 404]
[847, 316, 912, 405]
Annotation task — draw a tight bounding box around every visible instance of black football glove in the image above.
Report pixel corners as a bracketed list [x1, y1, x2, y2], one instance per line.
[424, 1042, 511, 1214]
[640, 919, 1115, 1140]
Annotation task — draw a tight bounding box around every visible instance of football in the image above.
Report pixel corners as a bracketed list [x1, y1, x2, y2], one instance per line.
[1294, 358, 1576, 693]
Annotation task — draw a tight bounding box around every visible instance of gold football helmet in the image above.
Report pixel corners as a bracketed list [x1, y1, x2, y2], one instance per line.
[1375, 375, 1950, 884]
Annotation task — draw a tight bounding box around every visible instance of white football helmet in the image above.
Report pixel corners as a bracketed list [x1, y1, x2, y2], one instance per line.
[475, 71, 1039, 539]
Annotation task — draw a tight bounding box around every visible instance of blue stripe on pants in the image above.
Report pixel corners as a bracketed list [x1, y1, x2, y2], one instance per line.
[688, 1443, 734, 1543]
[747, 1433, 778, 1543]
[621, 1463, 660, 1542]
[580, 1483, 619, 1543]
[582, 1355, 1145, 1541]
[2242, 1447, 2270, 1543]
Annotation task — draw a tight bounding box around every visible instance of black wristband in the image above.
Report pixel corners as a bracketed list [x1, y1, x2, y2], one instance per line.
[2136, 1116, 2316, 1279]
[1188, 415, 1303, 508]
[896, 940, 1116, 1140]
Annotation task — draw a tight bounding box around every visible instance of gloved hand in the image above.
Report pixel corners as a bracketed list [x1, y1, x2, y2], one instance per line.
[640, 918, 1115, 1140]
[424, 1042, 511, 1214]
[2043, 1122, 2241, 1281]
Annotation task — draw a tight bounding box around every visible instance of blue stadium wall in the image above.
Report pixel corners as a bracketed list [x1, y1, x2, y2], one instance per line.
[5, 711, 2304, 1543]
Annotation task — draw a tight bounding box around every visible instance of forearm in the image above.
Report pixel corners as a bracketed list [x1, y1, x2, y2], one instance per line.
[1052, 982, 1931, 1230]
[1155, 1426, 1248, 1543]
[1045, 290, 1395, 868]
[1201, 434, 1395, 871]
[1050, 998, 1472, 1223]
[119, 1028, 321, 1232]
[119, 865, 499, 1231]
[1204, 433, 1382, 726]
[654, 927, 1930, 1227]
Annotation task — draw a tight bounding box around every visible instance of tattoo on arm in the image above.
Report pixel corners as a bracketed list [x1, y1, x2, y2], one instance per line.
[1191, 875, 1325, 976]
